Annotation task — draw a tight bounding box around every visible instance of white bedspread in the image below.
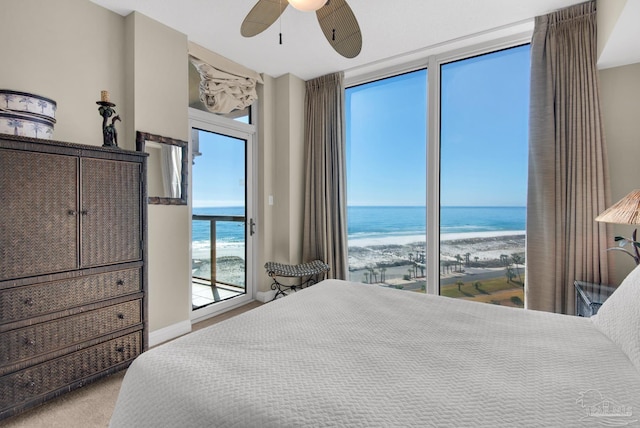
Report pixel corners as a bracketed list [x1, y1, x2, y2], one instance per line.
[110, 280, 640, 427]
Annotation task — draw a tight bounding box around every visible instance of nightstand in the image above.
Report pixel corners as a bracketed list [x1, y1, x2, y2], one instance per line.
[574, 281, 616, 317]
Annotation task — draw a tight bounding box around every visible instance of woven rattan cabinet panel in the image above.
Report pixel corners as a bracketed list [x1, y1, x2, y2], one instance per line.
[0, 268, 141, 324]
[0, 134, 147, 421]
[81, 158, 141, 267]
[0, 150, 78, 280]
[0, 300, 141, 372]
[0, 331, 142, 412]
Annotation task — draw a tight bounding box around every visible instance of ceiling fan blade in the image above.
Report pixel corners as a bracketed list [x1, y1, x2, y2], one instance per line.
[241, 0, 289, 37]
[316, 0, 362, 58]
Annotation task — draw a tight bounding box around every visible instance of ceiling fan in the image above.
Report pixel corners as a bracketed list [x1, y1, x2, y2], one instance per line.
[241, 0, 362, 58]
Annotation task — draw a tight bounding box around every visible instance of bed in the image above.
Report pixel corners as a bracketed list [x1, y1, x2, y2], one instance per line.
[110, 268, 640, 427]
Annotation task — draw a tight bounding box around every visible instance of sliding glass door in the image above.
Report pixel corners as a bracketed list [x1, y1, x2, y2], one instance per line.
[190, 111, 255, 319]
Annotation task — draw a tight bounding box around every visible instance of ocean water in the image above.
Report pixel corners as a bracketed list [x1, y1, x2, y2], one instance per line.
[192, 207, 246, 259]
[191, 206, 526, 258]
[348, 206, 525, 241]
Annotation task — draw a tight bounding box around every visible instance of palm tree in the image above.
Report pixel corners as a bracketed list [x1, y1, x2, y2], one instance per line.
[464, 252, 471, 267]
[505, 267, 516, 283]
[455, 254, 463, 272]
[31, 122, 43, 138]
[37, 99, 48, 114]
[456, 280, 464, 292]
[473, 281, 482, 291]
[380, 267, 387, 282]
[7, 118, 23, 135]
[441, 260, 450, 274]
[3, 93, 14, 108]
[19, 96, 34, 112]
[363, 272, 369, 283]
[500, 254, 510, 267]
[511, 254, 523, 284]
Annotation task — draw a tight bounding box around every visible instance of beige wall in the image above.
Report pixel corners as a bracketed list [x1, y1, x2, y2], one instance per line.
[1, 0, 192, 336]
[257, 75, 276, 292]
[254, 74, 306, 293]
[273, 74, 306, 266]
[599, 62, 640, 284]
[125, 12, 191, 333]
[0, 0, 125, 147]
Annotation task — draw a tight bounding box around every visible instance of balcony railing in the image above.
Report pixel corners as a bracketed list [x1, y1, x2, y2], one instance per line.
[192, 214, 246, 292]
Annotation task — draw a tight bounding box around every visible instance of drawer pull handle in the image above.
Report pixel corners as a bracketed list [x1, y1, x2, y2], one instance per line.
[116, 280, 125, 286]
[24, 338, 35, 346]
[117, 313, 125, 320]
[68, 210, 77, 216]
[116, 346, 125, 353]
[25, 380, 36, 388]
[80, 210, 89, 216]
[24, 298, 34, 306]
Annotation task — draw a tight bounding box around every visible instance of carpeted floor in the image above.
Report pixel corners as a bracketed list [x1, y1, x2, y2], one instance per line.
[2, 301, 263, 428]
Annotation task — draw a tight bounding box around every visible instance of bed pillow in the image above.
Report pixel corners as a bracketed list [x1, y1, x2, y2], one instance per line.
[591, 264, 640, 373]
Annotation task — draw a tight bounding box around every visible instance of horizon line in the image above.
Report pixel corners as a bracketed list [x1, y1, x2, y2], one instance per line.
[193, 205, 527, 209]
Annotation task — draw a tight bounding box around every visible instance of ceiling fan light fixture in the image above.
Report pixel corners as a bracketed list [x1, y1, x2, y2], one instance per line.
[287, 0, 327, 12]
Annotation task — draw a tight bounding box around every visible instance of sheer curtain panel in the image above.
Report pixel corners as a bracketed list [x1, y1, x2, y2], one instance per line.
[526, 1, 611, 314]
[302, 72, 348, 279]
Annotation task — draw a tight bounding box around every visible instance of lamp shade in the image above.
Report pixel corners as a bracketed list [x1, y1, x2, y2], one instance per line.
[288, 0, 327, 12]
[595, 189, 640, 225]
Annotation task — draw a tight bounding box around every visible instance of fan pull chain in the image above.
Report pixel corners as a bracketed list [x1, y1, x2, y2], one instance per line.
[279, 0, 283, 44]
[331, 0, 336, 41]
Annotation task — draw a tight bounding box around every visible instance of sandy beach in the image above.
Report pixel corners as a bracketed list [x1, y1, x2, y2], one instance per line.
[348, 231, 525, 283]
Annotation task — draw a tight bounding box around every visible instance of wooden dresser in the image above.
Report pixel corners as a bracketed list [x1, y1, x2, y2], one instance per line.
[0, 133, 147, 420]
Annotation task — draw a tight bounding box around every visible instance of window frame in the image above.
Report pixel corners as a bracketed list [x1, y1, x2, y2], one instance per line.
[344, 32, 532, 295]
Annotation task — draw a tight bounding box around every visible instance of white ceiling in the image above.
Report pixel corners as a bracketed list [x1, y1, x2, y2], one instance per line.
[90, 0, 589, 80]
[597, 0, 640, 69]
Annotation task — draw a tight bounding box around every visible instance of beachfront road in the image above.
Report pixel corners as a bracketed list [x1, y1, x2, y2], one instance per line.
[440, 268, 507, 285]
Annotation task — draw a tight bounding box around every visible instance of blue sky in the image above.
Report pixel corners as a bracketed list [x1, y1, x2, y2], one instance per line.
[346, 44, 530, 207]
[192, 130, 246, 208]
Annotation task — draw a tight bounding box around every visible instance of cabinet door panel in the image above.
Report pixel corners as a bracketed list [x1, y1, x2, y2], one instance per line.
[81, 159, 141, 267]
[0, 150, 77, 280]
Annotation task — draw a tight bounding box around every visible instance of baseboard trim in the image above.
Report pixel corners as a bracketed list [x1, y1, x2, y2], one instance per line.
[255, 290, 276, 302]
[149, 320, 192, 347]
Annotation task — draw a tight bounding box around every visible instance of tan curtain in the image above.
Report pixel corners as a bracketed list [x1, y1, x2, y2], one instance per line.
[526, 1, 611, 314]
[302, 72, 348, 279]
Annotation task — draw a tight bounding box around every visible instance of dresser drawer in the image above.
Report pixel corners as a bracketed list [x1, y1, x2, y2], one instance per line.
[0, 331, 141, 412]
[0, 268, 141, 324]
[0, 300, 141, 369]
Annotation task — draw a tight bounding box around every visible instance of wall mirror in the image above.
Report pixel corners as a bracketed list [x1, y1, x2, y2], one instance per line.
[136, 131, 188, 205]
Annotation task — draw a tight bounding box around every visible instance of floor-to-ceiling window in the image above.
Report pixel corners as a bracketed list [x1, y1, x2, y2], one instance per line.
[440, 45, 529, 307]
[346, 70, 427, 290]
[346, 42, 530, 308]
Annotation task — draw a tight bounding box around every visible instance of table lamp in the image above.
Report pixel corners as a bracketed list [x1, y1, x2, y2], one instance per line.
[595, 189, 640, 265]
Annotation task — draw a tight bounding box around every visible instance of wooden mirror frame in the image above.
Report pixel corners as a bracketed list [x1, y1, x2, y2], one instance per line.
[136, 131, 188, 205]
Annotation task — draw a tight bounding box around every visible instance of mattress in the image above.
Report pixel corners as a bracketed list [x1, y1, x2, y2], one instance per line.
[110, 279, 640, 427]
